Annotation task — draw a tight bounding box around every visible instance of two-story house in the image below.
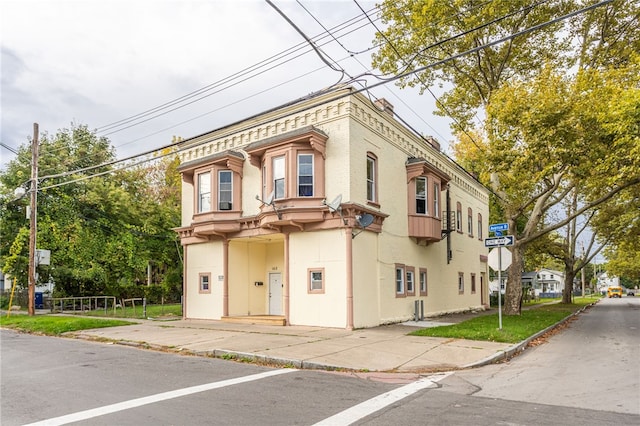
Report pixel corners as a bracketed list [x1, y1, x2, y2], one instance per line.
[175, 87, 489, 329]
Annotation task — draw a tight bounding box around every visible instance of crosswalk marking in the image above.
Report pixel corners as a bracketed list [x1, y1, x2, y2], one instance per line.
[313, 373, 452, 426]
[24, 369, 296, 426]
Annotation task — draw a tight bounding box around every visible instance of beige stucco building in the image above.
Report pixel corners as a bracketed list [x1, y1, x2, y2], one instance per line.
[175, 87, 489, 329]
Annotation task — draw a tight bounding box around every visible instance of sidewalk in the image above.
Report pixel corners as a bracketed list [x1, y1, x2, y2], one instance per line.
[69, 310, 520, 373]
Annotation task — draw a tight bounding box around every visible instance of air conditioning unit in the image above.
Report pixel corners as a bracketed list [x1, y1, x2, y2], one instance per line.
[219, 201, 232, 211]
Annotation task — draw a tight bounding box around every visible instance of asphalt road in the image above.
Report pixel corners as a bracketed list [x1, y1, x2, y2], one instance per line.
[1, 297, 638, 425]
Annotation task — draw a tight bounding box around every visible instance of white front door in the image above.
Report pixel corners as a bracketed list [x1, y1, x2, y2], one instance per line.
[269, 273, 283, 315]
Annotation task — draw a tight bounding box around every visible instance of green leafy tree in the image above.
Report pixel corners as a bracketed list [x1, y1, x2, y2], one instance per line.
[0, 125, 182, 301]
[372, 0, 639, 314]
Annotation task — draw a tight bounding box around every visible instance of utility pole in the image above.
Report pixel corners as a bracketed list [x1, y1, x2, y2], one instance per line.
[28, 123, 39, 316]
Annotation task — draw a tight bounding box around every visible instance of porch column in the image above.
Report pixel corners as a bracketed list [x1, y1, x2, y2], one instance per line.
[284, 233, 290, 325]
[346, 227, 354, 330]
[223, 239, 229, 317]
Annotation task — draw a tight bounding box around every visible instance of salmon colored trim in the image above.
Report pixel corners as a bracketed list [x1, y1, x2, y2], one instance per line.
[223, 239, 229, 317]
[183, 245, 188, 319]
[346, 228, 354, 330]
[284, 233, 290, 325]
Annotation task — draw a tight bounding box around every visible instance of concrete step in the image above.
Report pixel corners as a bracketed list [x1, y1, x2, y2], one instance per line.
[221, 315, 286, 326]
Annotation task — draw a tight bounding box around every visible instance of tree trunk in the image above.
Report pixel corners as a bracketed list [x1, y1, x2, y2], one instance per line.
[504, 243, 524, 315]
[563, 268, 575, 304]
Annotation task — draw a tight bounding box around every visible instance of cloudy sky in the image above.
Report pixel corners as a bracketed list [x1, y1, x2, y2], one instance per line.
[1, 0, 455, 170]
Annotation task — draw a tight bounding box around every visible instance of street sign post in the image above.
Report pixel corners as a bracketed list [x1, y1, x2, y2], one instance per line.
[486, 225, 513, 331]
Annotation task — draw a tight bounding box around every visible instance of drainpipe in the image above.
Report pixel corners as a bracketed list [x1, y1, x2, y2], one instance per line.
[346, 226, 354, 330]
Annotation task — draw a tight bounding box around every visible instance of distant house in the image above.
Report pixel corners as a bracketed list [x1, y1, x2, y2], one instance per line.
[175, 87, 490, 329]
[522, 268, 564, 296]
[597, 272, 620, 292]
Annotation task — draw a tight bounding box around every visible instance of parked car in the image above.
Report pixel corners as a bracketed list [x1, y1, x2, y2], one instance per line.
[607, 287, 623, 298]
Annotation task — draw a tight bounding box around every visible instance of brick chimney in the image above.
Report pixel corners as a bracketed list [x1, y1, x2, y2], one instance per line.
[374, 98, 394, 117]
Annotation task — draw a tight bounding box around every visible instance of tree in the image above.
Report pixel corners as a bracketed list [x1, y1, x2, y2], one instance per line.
[372, 0, 640, 314]
[372, 0, 573, 128]
[0, 125, 182, 301]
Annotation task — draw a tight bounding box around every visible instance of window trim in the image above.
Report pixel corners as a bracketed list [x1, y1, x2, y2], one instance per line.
[406, 266, 416, 296]
[367, 153, 378, 205]
[467, 207, 473, 237]
[456, 202, 463, 233]
[395, 264, 406, 297]
[199, 273, 211, 294]
[308, 268, 325, 294]
[477, 213, 483, 240]
[419, 268, 428, 296]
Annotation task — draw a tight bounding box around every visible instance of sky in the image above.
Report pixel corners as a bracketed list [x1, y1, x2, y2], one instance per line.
[0, 0, 456, 171]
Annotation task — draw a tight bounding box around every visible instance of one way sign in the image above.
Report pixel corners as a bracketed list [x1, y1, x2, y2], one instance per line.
[484, 235, 515, 248]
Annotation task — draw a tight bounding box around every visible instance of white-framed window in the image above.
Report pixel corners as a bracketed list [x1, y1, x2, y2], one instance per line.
[367, 154, 377, 203]
[456, 202, 462, 233]
[197, 171, 211, 213]
[415, 177, 427, 214]
[433, 183, 440, 218]
[467, 207, 473, 236]
[458, 272, 464, 294]
[406, 267, 415, 295]
[273, 156, 285, 199]
[199, 273, 211, 294]
[419, 268, 427, 296]
[477, 213, 483, 240]
[308, 268, 324, 293]
[298, 153, 314, 197]
[395, 264, 405, 296]
[218, 170, 232, 210]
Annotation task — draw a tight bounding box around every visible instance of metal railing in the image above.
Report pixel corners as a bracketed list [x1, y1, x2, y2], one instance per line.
[50, 296, 117, 315]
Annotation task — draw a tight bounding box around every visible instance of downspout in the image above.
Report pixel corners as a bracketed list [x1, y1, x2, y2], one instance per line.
[446, 187, 452, 264]
[346, 226, 354, 330]
[182, 246, 188, 319]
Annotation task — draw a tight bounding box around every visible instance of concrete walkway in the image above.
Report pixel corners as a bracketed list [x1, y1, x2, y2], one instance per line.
[69, 314, 517, 373]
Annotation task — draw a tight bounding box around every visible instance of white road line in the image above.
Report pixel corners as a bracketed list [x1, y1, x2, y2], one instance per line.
[24, 369, 296, 426]
[313, 373, 452, 426]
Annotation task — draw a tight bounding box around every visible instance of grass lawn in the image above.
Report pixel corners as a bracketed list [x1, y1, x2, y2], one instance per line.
[410, 298, 596, 344]
[0, 315, 134, 335]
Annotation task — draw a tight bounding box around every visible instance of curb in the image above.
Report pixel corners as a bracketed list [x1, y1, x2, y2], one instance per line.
[463, 301, 597, 369]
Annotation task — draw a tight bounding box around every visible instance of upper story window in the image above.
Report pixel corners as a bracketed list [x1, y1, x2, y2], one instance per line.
[218, 170, 232, 210]
[178, 150, 244, 216]
[415, 177, 427, 214]
[197, 171, 211, 213]
[246, 126, 328, 204]
[298, 153, 314, 197]
[367, 153, 377, 203]
[273, 156, 285, 199]
[456, 202, 463, 233]
[477, 213, 483, 240]
[467, 207, 473, 236]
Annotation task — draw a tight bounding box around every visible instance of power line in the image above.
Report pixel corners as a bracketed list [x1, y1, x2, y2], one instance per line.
[39, 0, 611, 191]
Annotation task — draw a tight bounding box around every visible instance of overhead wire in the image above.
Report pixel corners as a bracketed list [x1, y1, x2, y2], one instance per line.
[38, 0, 610, 191]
